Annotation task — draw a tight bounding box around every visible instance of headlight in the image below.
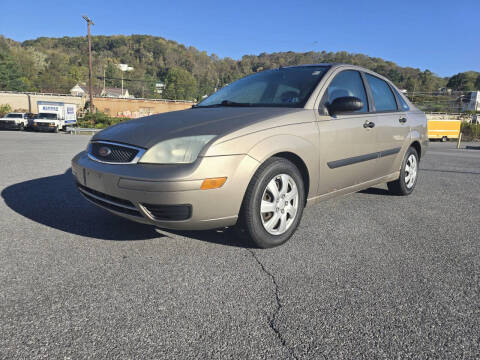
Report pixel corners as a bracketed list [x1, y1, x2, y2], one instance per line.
[139, 135, 215, 164]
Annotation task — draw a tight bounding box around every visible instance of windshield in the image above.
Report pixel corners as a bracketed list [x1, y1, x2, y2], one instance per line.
[38, 113, 58, 120]
[196, 66, 329, 108]
[6, 113, 23, 118]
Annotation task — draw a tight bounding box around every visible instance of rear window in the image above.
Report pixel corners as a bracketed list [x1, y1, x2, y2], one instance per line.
[365, 74, 398, 112]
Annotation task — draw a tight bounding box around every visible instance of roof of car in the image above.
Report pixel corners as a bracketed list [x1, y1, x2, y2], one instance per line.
[283, 63, 365, 69]
[282, 63, 397, 85]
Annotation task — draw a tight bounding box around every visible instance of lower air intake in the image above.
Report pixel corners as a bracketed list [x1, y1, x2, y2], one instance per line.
[142, 203, 192, 221]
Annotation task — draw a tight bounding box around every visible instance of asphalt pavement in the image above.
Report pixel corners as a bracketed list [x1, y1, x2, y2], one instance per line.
[1, 131, 479, 359]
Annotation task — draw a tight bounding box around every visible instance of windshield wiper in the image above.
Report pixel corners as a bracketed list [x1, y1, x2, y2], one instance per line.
[219, 100, 251, 107]
[193, 100, 252, 108]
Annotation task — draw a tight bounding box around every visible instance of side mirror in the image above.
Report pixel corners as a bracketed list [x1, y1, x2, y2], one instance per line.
[328, 96, 363, 115]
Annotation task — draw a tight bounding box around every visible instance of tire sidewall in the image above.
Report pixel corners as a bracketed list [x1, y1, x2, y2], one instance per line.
[245, 159, 305, 248]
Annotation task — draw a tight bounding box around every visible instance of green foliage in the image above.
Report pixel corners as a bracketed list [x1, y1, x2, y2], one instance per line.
[77, 111, 127, 128]
[461, 122, 480, 141]
[104, 62, 121, 88]
[0, 34, 477, 102]
[163, 67, 198, 100]
[447, 71, 480, 91]
[0, 47, 29, 91]
[0, 104, 12, 117]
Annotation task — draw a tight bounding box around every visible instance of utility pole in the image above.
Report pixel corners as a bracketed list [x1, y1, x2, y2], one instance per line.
[82, 15, 94, 113]
[116, 64, 133, 98]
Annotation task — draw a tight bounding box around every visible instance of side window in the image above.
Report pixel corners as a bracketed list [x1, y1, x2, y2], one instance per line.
[324, 70, 368, 113]
[393, 88, 410, 111]
[365, 74, 398, 112]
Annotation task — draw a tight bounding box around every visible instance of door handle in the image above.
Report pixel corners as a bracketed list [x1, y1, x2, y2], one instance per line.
[363, 121, 375, 128]
[399, 117, 407, 124]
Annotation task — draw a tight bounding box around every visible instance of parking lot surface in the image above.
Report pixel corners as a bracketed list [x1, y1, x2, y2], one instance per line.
[1, 131, 479, 359]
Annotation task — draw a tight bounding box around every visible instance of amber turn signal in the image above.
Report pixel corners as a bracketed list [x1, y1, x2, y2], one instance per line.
[200, 177, 227, 190]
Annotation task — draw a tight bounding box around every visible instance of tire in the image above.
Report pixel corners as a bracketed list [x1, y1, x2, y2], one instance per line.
[236, 157, 305, 248]
[387, 146, 419, 196]
[54, 126, 59, 133]
[19, 123, 25, 131]
[441, 136, 448, 142]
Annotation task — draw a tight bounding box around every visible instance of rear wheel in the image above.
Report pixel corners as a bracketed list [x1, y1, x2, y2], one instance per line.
[441, 136, 448, 142]
[237, 157, 305, 248]
[387, 147, 419, 196]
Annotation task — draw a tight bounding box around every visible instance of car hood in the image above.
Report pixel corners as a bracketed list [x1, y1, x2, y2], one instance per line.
[92, 107, 304, 149]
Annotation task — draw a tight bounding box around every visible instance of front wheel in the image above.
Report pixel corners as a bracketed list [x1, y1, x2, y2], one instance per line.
[237, 157, 305, 248]
[387, 147, 419, 196]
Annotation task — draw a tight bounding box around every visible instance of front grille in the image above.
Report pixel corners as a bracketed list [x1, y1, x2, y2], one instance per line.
[90, 142, 140, 163]
[2, 121, 15, 125]
[77, 183, 141, 217]
[142, 203, 192, 221]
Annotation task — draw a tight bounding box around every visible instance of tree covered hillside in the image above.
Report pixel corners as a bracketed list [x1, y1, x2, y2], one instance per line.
[0, 34, 478, 101]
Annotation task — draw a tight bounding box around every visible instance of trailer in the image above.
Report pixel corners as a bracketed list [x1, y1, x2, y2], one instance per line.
[427, 119, 461, 142]
[33, 101, 77, 132]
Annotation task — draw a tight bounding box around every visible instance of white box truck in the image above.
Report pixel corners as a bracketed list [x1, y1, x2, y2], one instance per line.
[33, 101, 77, 132]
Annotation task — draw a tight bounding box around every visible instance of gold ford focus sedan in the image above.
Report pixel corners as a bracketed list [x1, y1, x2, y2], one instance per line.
[72, 64, 427, 248]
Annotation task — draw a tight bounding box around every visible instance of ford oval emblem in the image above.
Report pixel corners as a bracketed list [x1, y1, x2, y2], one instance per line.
[98, 146, 112, 157]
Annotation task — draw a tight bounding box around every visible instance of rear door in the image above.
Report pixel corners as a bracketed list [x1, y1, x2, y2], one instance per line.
[315, 69, 379, 194]
[363, 73, 409, 178]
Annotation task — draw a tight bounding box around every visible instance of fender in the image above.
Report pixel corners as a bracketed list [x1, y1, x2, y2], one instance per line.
[247, 134, 319, 202]
[205, 122, 320, 203]
[392, 130, 425, 172]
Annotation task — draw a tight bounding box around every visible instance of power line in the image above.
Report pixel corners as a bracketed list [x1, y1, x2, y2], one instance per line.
[96, 76, 161, 84]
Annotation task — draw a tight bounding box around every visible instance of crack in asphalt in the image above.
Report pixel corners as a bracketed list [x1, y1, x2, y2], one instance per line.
[246, 248, 298, 360]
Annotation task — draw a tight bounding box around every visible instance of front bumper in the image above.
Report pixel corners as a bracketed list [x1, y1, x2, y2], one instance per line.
[0, 121, 23, 129]
[33, 123, 57, 131]
[71, 151, 259, 230]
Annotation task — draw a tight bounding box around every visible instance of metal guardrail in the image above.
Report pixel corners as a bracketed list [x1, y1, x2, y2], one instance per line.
[425, 112, 464, 116]
[0, 90, 195, 103]
[94, 96, 195, 104]
[0, 90, 83, 98]
[66, 127, 101, 135]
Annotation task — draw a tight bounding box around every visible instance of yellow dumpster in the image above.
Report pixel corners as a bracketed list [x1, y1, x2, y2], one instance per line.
[427, 119, 461, 141]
